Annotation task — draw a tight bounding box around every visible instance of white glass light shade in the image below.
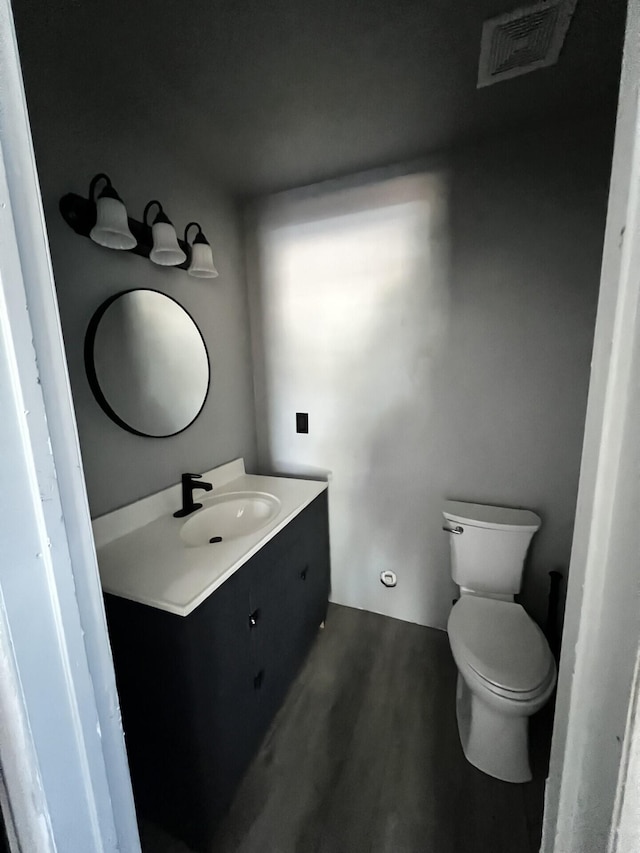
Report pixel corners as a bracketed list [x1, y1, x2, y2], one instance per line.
[149, 222, 187, 266]
[188, 241, 219, 278]
[90, 196, 137, 250]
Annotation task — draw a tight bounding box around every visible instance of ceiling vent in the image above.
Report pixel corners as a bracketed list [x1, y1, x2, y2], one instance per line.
[477, 0, 577, 88]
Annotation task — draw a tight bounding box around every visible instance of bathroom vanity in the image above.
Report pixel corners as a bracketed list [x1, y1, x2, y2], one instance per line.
[94, 461, 330, 850]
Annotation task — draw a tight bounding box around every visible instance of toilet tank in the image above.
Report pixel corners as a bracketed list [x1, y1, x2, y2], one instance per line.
[442, 500, 541, 595]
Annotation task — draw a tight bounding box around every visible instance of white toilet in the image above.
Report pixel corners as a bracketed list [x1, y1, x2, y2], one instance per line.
[443, 500, 557, 783]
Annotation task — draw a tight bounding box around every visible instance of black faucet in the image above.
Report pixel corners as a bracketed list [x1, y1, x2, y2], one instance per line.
[173, 473, 213, 517]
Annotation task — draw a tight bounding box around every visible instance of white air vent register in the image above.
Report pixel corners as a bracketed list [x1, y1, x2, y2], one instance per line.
[478, 0, 577, 88]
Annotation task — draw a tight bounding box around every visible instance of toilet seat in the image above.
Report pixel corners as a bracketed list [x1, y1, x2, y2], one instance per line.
[448, 596, 555, 698]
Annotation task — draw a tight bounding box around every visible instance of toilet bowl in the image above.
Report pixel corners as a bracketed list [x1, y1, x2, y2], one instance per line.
[447, 595, 556, 783]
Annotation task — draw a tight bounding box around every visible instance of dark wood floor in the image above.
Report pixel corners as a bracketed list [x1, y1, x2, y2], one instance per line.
[141, 604, 552, 853]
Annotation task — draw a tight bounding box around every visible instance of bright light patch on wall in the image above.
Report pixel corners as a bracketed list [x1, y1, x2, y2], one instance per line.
[271, 201, 427, 358]
[253, 173, 454, 627]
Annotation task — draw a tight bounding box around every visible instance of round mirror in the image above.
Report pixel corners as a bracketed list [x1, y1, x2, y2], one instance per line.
[85, 289, 210, 437]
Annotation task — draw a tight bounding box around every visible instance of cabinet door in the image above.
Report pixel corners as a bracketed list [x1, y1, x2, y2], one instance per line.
[107, 569, 259, 851]
[183, 565, 259, 822]
[248, 493, 330, 733]
[247, 537, 300, 731]
[104, 595, 206, 845]
[291, 492, 331, 648]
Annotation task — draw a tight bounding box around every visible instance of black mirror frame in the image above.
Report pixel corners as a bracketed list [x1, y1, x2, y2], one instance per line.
[84, 288, 211, 438]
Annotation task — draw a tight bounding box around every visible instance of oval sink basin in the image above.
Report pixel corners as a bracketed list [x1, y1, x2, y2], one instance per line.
[179, 491, 281, 547]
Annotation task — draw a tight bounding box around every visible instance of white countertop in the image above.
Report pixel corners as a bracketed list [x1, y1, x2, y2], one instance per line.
[93, 460, 328, 616]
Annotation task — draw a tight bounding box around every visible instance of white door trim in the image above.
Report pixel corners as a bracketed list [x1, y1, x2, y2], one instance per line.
[610, 647, 640, 851]
[0, 2, 140, 850]
[544, 2, 640, 851]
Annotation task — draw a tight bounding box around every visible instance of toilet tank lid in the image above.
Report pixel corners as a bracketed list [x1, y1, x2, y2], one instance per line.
[443, 500, 541, 531]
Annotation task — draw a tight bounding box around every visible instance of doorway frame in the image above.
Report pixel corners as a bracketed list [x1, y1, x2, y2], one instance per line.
[0, 0, 638, 850]
[541, 1, 640, 850]
[0, 2, 140, 850]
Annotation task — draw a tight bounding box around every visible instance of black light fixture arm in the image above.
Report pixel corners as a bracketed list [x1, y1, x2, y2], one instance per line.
[144, 199, 171, 226]
[184, 221, 202, 243]
[184, 221, 210, 246]
[89, 173, 113, 201]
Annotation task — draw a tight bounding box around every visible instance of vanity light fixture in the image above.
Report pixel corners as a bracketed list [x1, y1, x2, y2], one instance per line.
[144, 200, 187, 267]
[89, 174, 137, 250]
[184, 222, 219, 279]
[59, 176, 218, 277]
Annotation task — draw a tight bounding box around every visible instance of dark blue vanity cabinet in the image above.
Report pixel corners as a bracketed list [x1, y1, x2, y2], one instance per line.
[105, 491, 329, 851]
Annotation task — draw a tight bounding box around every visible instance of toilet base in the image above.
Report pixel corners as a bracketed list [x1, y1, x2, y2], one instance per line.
[456, 673, 532, 783]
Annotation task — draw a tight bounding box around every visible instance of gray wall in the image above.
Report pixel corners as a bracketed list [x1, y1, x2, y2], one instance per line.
[444, 119, 611, 625]
[22, 102, 257, 517]
[248, 118, 613, 629]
